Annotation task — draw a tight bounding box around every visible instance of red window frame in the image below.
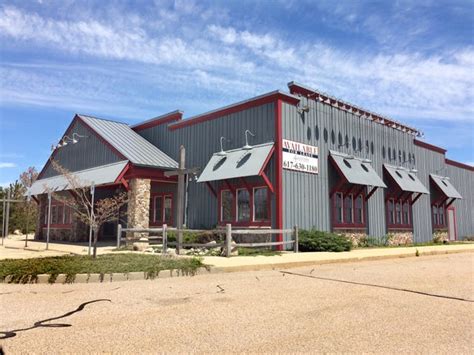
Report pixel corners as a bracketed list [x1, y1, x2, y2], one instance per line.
[218, 183, 271, 227]
[42, 200, 73, 228]
[386, 197, 412, 230]
[150, 193, 174, 226]
[332, 191, 366, 229]
[432, 202, 446, 229]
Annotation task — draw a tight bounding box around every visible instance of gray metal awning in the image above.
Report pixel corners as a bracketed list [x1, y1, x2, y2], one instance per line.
[430, 174, 462, 199]
[28, 161, 128, 196]
[330, 150, 386, 188]
[197, 142, 274, 183]
[384, 164, 429, 194]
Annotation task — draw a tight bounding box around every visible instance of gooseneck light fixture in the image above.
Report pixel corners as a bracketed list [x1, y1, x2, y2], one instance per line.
[242, 130, 255, 150]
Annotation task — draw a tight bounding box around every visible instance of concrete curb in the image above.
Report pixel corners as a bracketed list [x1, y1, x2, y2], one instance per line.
[205, 247, 474, 273]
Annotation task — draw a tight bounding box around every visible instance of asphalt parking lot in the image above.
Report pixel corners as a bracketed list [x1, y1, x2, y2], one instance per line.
[1, 253, 472, 353]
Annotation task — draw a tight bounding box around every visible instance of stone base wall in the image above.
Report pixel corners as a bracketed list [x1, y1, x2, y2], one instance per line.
[387, 231, 413, 246]
[335, 230, 367, 247]
[126, 178, 151, 249]
[433, 230, 449, 243]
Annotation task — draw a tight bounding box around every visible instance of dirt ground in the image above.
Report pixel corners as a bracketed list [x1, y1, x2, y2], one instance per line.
[1, 253, 473, 354]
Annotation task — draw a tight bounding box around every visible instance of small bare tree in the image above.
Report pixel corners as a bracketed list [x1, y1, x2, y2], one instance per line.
[46, 159, 128, 258]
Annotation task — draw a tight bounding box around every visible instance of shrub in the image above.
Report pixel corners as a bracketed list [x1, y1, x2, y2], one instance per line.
[298, 229, 352, 252]
[357, 236, 387, 248]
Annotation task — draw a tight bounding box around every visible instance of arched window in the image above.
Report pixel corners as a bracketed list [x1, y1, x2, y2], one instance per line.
[382, 146, 386, 158]
[315, 125, 320, 141]
[324, 128, 328, 143]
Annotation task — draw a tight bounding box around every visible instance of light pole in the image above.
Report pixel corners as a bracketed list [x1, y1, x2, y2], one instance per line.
[88, 183, 95, 256]
[24, 192, 31, 248]
[46, 191, 51, 250]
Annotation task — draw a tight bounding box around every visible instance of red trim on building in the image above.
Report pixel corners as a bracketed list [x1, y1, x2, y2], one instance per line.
[414, 139, 447, 154]
[217, 183, 272, 227]
[169, 91, 299, 131]
[275, 99, 283, 249]
[132, 111, 183, 131]
[445, 158, 474, 172]
[149, 192, 174, 226]
[124, 165, 177, 182]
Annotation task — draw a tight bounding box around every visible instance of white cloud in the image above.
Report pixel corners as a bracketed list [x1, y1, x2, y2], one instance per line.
[0, 162, 17, 168]
[0, 5, 473, 127]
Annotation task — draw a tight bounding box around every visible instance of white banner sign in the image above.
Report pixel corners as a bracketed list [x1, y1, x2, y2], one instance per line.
[282, 139, 319, 174]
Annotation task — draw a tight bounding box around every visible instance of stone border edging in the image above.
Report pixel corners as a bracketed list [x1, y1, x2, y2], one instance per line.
[1, 247, 472, 284]
[1, 267, 212, 284]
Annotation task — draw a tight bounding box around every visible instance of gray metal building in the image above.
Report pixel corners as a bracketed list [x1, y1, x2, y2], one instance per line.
[30, 82, 473, 244]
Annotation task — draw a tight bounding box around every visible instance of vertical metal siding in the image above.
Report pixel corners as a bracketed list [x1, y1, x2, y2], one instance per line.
[281, 95, 473, 241]
[138, 103, 276, 229]
[42, 120, 122, 178]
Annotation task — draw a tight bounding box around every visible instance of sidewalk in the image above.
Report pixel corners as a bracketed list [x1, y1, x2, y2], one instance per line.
[202, 243, 474, 272]
[0, 235, 116, 259]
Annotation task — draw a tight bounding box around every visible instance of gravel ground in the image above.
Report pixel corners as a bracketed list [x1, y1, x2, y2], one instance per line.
[0, 253, 473, 354]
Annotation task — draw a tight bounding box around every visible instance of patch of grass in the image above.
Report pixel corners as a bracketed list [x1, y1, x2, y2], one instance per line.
[0, 254, 203, 284]
[237, 247, 281, 256]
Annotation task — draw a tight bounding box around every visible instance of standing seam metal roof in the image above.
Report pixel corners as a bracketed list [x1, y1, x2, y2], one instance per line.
[78, 115, 178, 169]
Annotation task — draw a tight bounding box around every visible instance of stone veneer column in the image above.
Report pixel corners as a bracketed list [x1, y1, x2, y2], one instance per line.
[127, 178, 151, 249]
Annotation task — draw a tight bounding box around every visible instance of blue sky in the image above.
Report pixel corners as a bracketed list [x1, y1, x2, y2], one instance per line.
[0, 0, 473, 186]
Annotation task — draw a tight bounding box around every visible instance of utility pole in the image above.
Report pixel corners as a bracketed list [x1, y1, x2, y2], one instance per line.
[164, 145, 200, 254]
[4, 189, 11, 245]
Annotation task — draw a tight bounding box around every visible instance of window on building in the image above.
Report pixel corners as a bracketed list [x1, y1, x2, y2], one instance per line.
[382, 146, 386, 158]
[395, 201, 401, 224]
[151, 194, 173, 225]
[358, 138, 362, 152]
[370, 141, 374, 154]
[387, 197, 412, 229]
[355, 195, 364, 224]
[388, 147, 392, 161]
[387, 199, 394, 224]
[324, 128, 328, 143]
[338, 132, 343, 146]
[237, 189, 251, 222]
[219, 186, 270, 225]
[315, 125, 320, 140]
[333, 191, 365, 227]
[331, 130, 335, 144]
[402, 202, 410, 225]
[44, 201, 72, 226]
[344, 194, 354, 223]
[335, 192, 343, 223]
[221, 190, 233, 221]
[164, 196, 172, 223]
[253, 187, 269, 221]
[432, 203, 446, 228]
[154, 196, 163, 223]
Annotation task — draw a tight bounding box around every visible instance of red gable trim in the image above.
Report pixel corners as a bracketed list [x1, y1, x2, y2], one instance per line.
[168, 91, 300, 131]
[37, 115, 128, 180]
[132, 110, 183, 131]
[414, 139, 447, 154]
[37, 115, 79, 180]
[445, 159, 474, 172]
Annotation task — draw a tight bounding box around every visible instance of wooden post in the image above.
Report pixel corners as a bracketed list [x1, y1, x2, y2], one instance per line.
[225, 223, 232, 257]
[46, 191, 51, 250]
[116, 224, 122, 248]
[176, 145, 185, 255]
[162, 224, 168, 255]
[294, 225, 299, 253]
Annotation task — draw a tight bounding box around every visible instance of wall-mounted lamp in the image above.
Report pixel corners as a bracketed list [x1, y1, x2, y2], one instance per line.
[297, 105, 310, 114]
[243, 130, 255, 150]
[217, 136, 228, 156]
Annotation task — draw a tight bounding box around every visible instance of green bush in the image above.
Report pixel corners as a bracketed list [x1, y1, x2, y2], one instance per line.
[298, 229, 352, 252]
